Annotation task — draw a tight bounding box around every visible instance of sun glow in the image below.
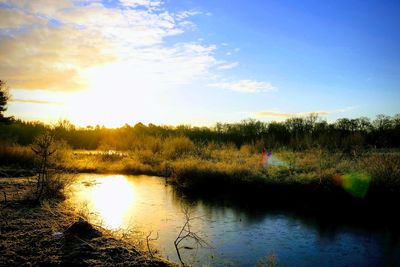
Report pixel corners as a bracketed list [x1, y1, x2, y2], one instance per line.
[90, 175, 136, 229]
[63, 61, 169, 127]
[69, 174, 174, 233]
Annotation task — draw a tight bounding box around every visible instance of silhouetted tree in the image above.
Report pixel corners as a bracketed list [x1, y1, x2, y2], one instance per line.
[0, 80, 12, 123]
[31, 130, 57, 200]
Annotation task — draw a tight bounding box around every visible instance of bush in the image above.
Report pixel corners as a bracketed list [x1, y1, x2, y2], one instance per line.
[163, 136, 195, 159]
[361, 153, 400, 191]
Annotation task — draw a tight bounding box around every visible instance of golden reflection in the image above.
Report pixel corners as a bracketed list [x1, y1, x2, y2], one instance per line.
[89, 175, 136, 229]
[70, 174, 188, 243]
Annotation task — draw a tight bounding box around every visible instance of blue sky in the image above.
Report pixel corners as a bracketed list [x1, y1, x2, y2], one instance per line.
[1, 0, 399, 126]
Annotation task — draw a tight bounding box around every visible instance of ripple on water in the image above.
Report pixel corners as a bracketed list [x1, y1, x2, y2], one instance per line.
[67, 174, 400, 267]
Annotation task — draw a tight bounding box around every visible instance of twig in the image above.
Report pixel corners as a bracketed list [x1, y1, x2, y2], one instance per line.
[73, 235, 96, 250]
[146, 230, 159, 258]
[174, 206, 211, 266]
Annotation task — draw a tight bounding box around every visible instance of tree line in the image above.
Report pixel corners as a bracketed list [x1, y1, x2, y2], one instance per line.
[1, 114, 399, 151]
[1, 80, 399, 151]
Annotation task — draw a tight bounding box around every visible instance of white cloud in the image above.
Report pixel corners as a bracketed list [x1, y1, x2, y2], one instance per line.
[217, 62, 239, 70]
[0, 0, 273, 100]
[175, 10, 200, 21]
[210, 80, 276, 93]
[119, 0, 162, 8]
[254, 107, 355, 118]
[0, 0, 215, 91]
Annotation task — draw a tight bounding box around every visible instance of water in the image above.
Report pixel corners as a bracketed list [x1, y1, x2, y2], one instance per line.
[67, 174, 400, 266]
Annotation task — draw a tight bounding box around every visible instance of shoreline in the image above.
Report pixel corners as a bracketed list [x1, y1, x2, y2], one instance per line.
[2, 164, 399, 205]
[0, 177, 176, 267]
[1, 170, 400, 266]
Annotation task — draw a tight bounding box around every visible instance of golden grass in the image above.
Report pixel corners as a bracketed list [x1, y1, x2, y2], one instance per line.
[1, 140, 399, 194]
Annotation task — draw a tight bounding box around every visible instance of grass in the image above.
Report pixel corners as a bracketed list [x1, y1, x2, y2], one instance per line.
[0, 177, 175, 266]
[1, 140, 400, 202]
[1, 140, 399, 266]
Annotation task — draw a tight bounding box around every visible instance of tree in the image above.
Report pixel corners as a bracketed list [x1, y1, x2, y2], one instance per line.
[31, 130, 57, 200]
[0, 80, 12, 123]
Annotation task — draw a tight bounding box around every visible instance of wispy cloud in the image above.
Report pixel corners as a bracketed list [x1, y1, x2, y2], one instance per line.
[11, 98, 64, 105]
[119, 0, 162, 8]
[0, 0, 218, 91]
[1, 0, 276, 127]
[209, 80, 276, 93]
[175, 10, 200, 21]
[254, 107, 355, 118]
[217, 62, 239, 70]
[0, 1, 273, 94]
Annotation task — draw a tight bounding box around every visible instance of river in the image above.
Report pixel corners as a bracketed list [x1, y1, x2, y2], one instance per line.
[66, 174, 400, 266]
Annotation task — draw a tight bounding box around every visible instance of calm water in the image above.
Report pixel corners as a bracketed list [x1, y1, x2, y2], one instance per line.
[67, 174, 400, 266]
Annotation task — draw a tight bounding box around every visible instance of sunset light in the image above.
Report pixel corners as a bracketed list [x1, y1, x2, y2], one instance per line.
[1, 0, 399, 127]
[1, 1, 400, 266]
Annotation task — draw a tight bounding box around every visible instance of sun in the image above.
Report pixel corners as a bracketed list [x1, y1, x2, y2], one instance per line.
[65, 61, 164, 127]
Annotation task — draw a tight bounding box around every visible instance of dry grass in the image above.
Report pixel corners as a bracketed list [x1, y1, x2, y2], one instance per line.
[0, 142, 35, 168]
[0, 179, 175, 266]
[2, 140, 400, 197]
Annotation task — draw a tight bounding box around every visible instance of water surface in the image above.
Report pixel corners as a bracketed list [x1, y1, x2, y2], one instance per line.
[67, 174, 400, 266]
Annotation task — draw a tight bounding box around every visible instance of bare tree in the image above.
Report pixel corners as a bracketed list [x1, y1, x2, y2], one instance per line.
[174, 205, 210, 266]
[31, 130, 57, 200]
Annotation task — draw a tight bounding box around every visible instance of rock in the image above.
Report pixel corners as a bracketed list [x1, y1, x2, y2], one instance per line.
[65, 219, 101, 238]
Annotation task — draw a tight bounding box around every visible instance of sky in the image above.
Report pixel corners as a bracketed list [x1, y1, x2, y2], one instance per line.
[1, 0, 399, 127]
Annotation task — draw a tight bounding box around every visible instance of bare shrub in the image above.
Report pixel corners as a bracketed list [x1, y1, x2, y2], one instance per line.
[30, 130, 73, 200]
[163, 136, 195, 159]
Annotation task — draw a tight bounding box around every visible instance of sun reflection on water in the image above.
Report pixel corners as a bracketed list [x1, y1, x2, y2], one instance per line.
[87, 175, 136, 229]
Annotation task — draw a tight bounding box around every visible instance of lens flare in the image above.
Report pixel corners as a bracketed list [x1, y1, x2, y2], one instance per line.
[334, 172, 371, 198]
[259, 148, 287, 167]
[268, 155, 287, 167]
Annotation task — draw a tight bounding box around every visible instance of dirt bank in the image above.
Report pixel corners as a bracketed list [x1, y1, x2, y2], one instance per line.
[0, 178, 175, 267]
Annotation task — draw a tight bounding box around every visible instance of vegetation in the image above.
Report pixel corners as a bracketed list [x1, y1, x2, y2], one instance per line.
[0, 80, 12, 123]
[1, 113, 400, 152]
[1, 114, 400, 203]
[0, 179, 174, 266]
[1, 85, 399, 266]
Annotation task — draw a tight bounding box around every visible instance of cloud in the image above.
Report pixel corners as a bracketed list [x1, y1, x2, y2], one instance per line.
[0, 0, 73, 17]
[217, 62, 239, 70]
[0, 1, 209, 91]
[11, 98, 63, 105]
[254, 107, 354, 118]
[175, 10, 200, 21]
[0, 8, 44, 29]
[0, 24, 115, 90]
[0, 0, 272, 98]
[119, 0, 162, 8]
[209, 80, 276, 93]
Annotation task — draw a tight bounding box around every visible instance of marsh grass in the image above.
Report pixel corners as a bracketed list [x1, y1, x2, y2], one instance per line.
[360, 153, 400, 191]
[0, 141, 35, 168]
[2, 138, 400, 199]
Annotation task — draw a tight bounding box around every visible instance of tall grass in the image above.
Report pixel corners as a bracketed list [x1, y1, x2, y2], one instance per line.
[2, 136, 400, 198]
[360, 153, 400, 191]
[0, 141, 35, 168]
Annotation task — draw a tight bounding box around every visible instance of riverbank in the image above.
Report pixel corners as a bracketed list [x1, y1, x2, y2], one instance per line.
[0, 178, 175, 266]
[2, 146, 399, 205]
